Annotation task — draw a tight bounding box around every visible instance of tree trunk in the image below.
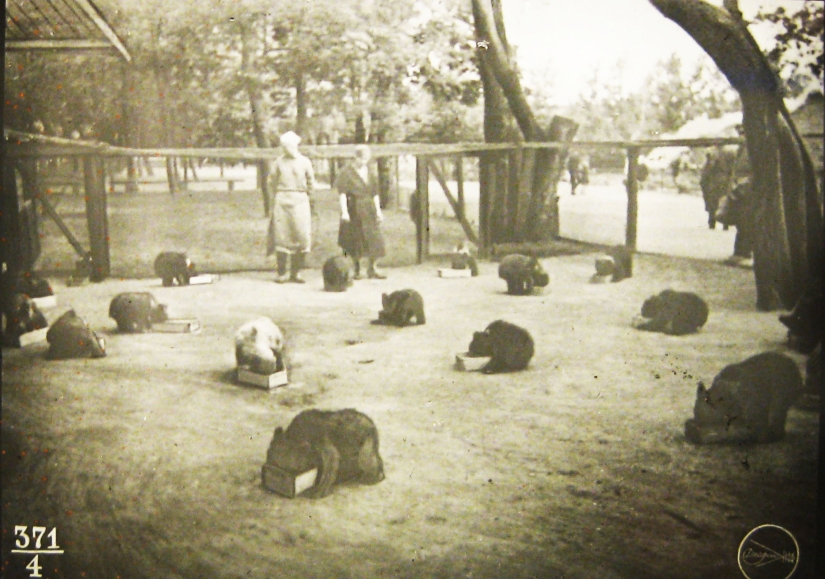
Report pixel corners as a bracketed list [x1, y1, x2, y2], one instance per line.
[471, 0, 576, 245]
[239, 17, 272, 216]
[649, 0, 822, 310]
[295, 72, 307, 138]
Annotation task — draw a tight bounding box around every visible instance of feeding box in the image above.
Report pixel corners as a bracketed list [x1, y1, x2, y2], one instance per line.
[32, 295, 57, 309]
[237, 367, 289, 389]
[152, 319, 201, 333]
[18, 327, 49, 347]
[188, 274, 219, 285]
[438, 268, 473, 278]
[454, 352, 490, 372]
[262, 463, 318, 498]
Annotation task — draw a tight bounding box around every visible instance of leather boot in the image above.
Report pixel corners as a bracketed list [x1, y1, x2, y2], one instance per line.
[275, 252, 288, 283]
[367, 258, 386, 279]
[289, 252, 306, 283]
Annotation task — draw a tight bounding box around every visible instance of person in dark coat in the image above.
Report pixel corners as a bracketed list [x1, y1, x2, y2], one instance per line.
[334, 145, 387, 279]
[724, 125, 755, 266]
[699, 146, 736, 230]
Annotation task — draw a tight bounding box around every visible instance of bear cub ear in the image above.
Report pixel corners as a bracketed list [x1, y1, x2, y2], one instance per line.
[381, 293, 390, 309]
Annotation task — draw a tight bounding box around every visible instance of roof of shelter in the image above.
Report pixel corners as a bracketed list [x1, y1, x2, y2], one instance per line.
[5, 0, 130, 61]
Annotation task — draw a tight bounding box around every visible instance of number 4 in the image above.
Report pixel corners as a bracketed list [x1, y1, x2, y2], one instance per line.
[26, 554, 43, 578]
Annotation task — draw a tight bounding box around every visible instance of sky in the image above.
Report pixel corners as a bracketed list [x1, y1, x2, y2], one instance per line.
[500, 0, 812, 106]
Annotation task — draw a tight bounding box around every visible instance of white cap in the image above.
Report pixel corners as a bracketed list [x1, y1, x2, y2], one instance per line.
[279, 131, 301, 146]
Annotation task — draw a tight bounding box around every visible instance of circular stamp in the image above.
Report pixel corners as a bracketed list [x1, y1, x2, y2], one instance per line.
[737, 524, 800, 579]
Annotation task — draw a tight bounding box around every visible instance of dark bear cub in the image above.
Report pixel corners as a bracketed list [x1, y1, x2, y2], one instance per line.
[2, 294, 49, 347]
[778, 282, 822, 354]
[608, 245, 633, 282]
[109, 292, 169, 333]
[264, 409, 385, 498]
[685, 352, 803, 444]
[373, 289, 425, 326]
[451, 243, 479, 276]
[46, 310, 106, 359]
[323, 255, 353, 292]
[154, 252, 197, 286]
[9, 271, 53, 298]
[468, 320, 534, 374]
[633, 289, 708, 335]
[498, 254, 549, 295]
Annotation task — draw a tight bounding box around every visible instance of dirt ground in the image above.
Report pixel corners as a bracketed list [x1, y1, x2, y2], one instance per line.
[1, 252, 819, 579]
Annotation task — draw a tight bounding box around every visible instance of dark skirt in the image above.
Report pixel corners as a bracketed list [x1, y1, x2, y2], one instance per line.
[338, 195, 385, 259]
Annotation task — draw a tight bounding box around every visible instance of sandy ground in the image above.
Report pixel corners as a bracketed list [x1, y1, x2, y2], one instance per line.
[1, 252, 819, 579]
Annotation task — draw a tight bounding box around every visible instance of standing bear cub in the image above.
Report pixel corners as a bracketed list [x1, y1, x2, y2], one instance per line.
[373, 289, 425, 326]
[468, 320, 534, 374]
[685, 351, 802, 444]
[451, 243, 479, 276]
[632, 289, 708, 335]
[264, 409, 385, 498]
[154, 252, 197, 286]
[498, 254, 549, 295]
[109, 292, 169, 333]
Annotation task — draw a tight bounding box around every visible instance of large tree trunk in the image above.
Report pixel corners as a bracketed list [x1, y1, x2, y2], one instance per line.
[471, 0, 577, 246]
[650, 0, 823, 310]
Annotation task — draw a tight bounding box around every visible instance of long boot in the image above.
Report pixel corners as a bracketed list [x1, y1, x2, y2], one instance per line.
[289, 252, 306, 283]
[275, 252, 288, 283]
[352, 258, 362, 280]
[367, 258, 386, 279]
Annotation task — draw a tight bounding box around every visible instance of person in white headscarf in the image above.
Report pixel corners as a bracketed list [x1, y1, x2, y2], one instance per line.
[267, 131, 315, 283]
[334, 145, 387, 279]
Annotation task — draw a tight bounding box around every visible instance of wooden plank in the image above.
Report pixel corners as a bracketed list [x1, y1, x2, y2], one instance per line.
[626, 147, 640, 250]
[478, 153, 491, 258]
[426, 159, 479, 247]
[415, 157, 430, 263]
[72, 0, 132, 62]
[4, 39, 116, 51]
[36, 191, 88, 258]
[4, 133, 758, 160]
[83, 156, 111, 281]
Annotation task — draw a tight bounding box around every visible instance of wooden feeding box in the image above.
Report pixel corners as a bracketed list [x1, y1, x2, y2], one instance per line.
[261, 463, 318, 498]
[684, 418, 755, 444]
[18, 327, 49, 347]
[438, 268, 473, 278]
[32, 295, 57, 309]
[237, 367, 289, 389]
[454, 352, 490, 372]
[151, 319, 201, 333]
[188, 274, 219, 285]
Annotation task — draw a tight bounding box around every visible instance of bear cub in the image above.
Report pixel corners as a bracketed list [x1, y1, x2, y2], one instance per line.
[109, 292, 169, 333]
[154, 252, 197, 286]
[468, 320, 534, 374]
[46, 310, 106, 359]
[373, 289, 426, 326]
[632, 289, 708, 335]
[235, 317, 285, 375]
[498, 254, 549, 295]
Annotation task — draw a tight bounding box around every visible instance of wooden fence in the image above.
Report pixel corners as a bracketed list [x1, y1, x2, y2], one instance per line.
[5, 129, 821, 280]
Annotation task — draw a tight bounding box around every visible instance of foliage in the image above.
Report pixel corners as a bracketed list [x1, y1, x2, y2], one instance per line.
[755, 0, 824, 94]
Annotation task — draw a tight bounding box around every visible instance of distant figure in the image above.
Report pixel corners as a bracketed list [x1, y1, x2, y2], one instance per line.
[334, 145, 387, 279]
[699, 147, 736, 230]
[720, 125, 754, 266]
[268, 131, 315, 283]
[567, 154, 589, 195]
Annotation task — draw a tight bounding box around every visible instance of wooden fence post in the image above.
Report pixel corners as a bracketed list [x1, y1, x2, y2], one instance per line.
[415, 155, 430, 264]
[83, 155, 110, 281]
[478, 152, 492, 258]
[625, 146, 640, 250]
[165, 156, 178, 195]
[455, 155, 465, 222]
